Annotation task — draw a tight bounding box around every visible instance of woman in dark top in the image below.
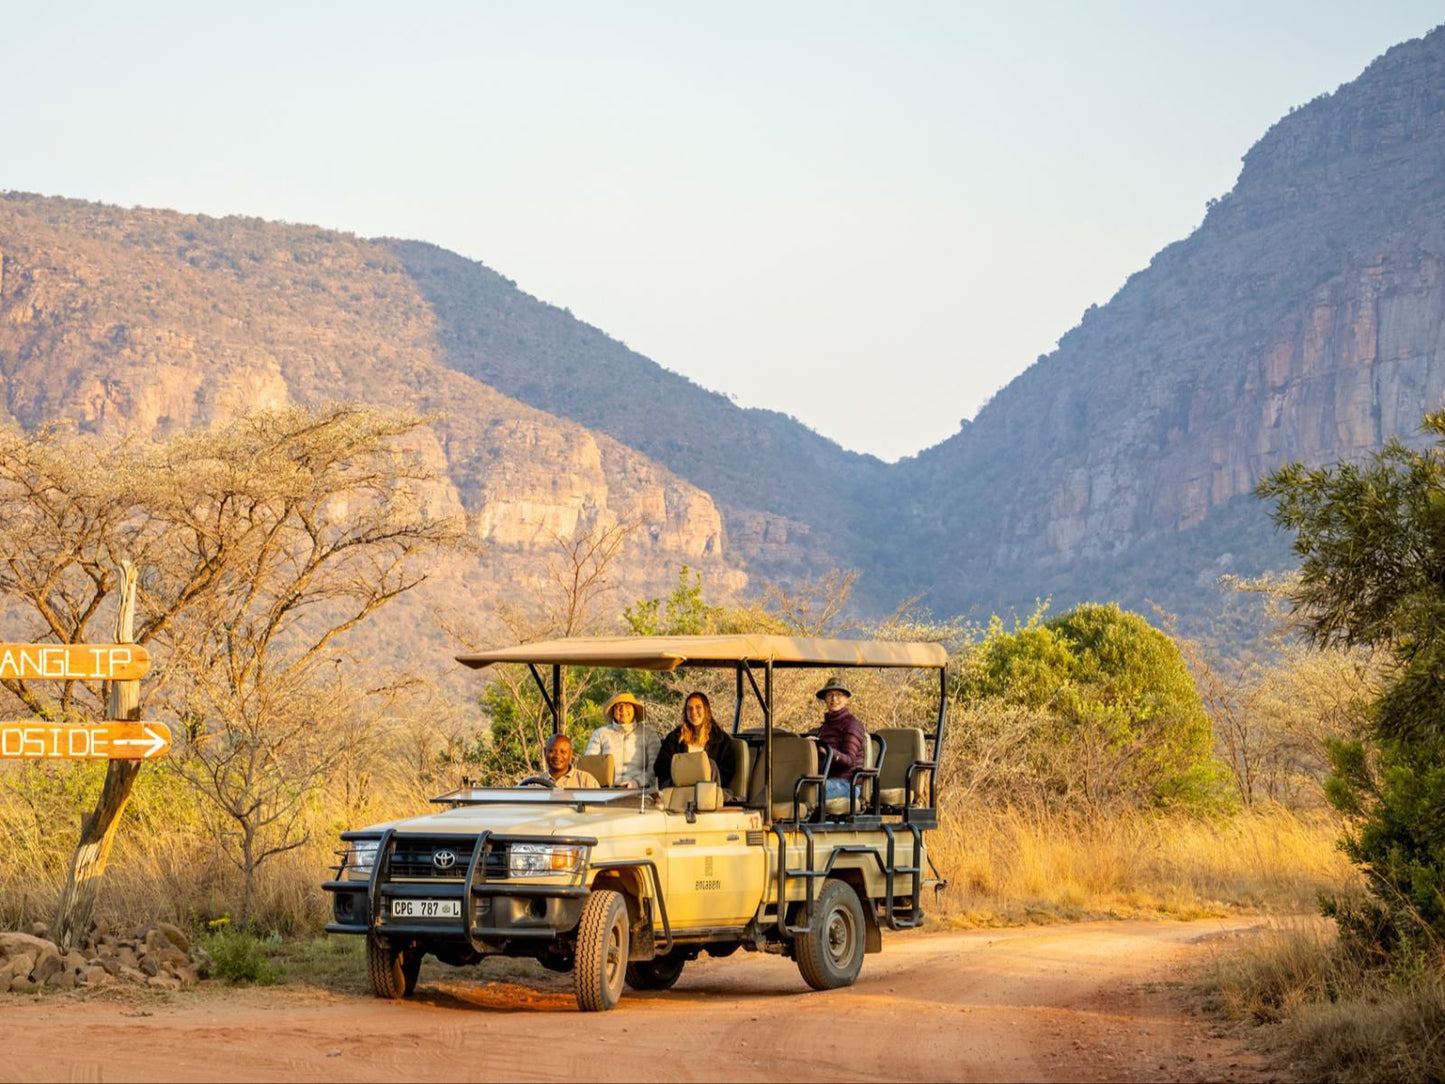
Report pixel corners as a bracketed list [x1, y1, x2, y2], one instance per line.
[654, 690, 737, 791]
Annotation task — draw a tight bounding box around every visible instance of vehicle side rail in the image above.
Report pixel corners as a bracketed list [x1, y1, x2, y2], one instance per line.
[879, 822, 926, 929]
[769, 822, 927, 936]
[771, 823, 826, 935]
[905, 760, 939, 828]
[590, 858, 673, 954]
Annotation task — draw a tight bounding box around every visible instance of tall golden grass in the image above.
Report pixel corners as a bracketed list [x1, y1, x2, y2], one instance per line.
[931, 804, 1356, 924]
[1208, 920, 1445, 1081]
[1, 749, 1353, 935]
[0, 709, 454, 933]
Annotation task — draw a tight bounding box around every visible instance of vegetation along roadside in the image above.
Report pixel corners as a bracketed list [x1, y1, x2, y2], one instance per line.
[4, 406, 1440, 1083]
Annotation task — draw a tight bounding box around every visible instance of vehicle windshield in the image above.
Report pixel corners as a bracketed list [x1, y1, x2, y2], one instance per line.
[430, 785, 647, 807]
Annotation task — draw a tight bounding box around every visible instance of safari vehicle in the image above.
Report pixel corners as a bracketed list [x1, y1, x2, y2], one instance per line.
[322, 634, 947, 1011]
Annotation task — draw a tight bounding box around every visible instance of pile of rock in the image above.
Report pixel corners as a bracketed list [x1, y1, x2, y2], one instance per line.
[0, 921, 213, 993]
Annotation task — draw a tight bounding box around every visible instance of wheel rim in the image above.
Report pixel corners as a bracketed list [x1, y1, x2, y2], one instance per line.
[825, 904, 856, 966]
[605, 914, 624, 987]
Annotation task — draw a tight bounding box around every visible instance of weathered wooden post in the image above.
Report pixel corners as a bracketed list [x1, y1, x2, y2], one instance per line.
[52, 561, 142, 952]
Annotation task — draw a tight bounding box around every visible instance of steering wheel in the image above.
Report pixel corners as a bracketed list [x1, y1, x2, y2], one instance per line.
[517, 774, 557, 789]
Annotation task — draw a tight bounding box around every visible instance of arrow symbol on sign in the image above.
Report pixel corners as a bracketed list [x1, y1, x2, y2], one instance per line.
[112, 725, 168, 758]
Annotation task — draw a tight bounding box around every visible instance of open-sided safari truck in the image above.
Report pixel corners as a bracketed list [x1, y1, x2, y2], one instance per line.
[322, 634, 947, 1011]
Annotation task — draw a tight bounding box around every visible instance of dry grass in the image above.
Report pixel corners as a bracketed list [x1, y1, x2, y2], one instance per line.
[1208, 921, 1445, 1082]
[2, 753, 1353, 938]
[0, 756, 441, 935]
[930, 805, 1356, 925]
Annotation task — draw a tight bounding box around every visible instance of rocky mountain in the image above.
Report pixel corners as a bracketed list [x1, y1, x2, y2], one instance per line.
[390, 240, 892, 580]
[884, 23, 1445, 619]
[1, 24, 1443, 637]
[0, 197, 748, 652]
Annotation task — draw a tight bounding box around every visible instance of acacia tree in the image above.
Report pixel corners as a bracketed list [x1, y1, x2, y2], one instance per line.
[0, 406, 465, 927]
[0, 429, 166, 721]
[447, 521, 637, 782]
[1164, 592, 1381, 810]
[1259, 413, 1445, 956]
[0, 427, 223, 945]
[154, 408, 465, 921]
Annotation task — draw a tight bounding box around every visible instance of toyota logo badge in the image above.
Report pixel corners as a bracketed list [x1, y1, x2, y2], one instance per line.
[432, 849, 457, 870]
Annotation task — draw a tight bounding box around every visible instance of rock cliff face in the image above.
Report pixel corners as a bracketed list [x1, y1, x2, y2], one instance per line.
[889, 24, 1445, 618]
[1, 24, 1443, 629]
[0, 198, 741, 610]
[388, 239, 883, 579]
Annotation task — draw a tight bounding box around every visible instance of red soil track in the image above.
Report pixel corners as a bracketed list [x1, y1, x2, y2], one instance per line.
[0, 919, 1283, 1083]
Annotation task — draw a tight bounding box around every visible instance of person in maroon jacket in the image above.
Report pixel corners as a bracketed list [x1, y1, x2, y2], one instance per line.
[810, 676, 864, 803]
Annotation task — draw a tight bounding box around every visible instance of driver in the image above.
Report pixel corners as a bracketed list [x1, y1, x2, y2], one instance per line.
[540, 733, 599, 788]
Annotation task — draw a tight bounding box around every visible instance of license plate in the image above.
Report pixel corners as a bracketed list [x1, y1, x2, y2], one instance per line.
[391, 898, 460, 918]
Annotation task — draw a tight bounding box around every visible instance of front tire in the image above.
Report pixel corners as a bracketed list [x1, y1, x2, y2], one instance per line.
[367, 935, 422, 999]
[574, 889, 629, 1011]
[625, 950, 686, 991]
[795, 879, 866, 991]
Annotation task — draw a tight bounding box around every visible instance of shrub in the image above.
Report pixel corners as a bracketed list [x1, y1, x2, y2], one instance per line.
[201, 927, 285, 985]
[1260, 412, 1445, 954]
[956, 603, 1231, 813]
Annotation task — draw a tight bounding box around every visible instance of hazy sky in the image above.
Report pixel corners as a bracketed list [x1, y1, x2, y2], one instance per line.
[6, 3, 1442, 460]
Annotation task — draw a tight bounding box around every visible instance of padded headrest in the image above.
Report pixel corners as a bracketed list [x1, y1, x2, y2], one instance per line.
[576, 753, 615, 786]
[671, 750, 714, 787]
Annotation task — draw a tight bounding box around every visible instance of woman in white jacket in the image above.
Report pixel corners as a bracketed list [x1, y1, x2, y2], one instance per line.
[585, 692, 660, 789]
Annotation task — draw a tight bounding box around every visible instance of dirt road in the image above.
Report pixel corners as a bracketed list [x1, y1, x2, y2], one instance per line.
[0, 919, 1281, 1083]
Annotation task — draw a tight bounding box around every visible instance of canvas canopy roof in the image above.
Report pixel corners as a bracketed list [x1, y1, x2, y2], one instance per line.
[456, 634, 947, 672]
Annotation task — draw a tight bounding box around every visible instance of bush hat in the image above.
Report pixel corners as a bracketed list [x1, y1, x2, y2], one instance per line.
[815, 676, 851, 700]
[603, 691, 647, 722]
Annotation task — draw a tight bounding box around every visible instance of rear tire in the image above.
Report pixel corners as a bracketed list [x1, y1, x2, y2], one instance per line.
[367, 935, 421, 999]
[625, 950, 686, 991]
[795, 879, 866, 991]
[574, 889, 629, 1011]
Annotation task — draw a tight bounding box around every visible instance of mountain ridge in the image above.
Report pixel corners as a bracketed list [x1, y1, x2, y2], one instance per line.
[885, 22, 1445, 618]
[3, 23, 1445, 629]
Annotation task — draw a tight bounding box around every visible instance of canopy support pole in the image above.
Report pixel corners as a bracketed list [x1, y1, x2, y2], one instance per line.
[527, 663, 557, 729]
[763, 660, 774, 827]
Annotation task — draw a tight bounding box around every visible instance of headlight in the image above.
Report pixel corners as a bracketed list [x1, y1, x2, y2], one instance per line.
[345, 839, 380, 878]
[508, 843, 585, 878]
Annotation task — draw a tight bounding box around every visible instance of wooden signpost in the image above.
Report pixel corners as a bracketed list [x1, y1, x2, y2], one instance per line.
[0, 637, 165, 766]
[0, 643, 150, 682]
[0, 720, 171, 760]
[46, 561, 154, 951]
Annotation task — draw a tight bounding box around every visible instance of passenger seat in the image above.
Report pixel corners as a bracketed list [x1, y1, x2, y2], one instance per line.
[576, 753, 615, 787]
[660, 751, 722, 813]
[748, 733, 821, 821]
[724, 735, 750, 800]
[876, 727, 927, 808]
[823, 732, 878, 816]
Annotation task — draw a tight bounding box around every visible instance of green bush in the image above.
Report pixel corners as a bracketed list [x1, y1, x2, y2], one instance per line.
[201, 928, 285, 985]
[957, 603, 1231, 813]
[1260, 411, 1445, 957]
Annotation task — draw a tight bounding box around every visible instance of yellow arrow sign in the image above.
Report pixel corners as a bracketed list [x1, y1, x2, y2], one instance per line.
[0, 644, 151, 682]
[0, 722, 172, 760]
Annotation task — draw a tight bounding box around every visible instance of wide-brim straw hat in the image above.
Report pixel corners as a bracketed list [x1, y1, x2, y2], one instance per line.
[603, 691, 647, 722]
[815, 676, 851, 700]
